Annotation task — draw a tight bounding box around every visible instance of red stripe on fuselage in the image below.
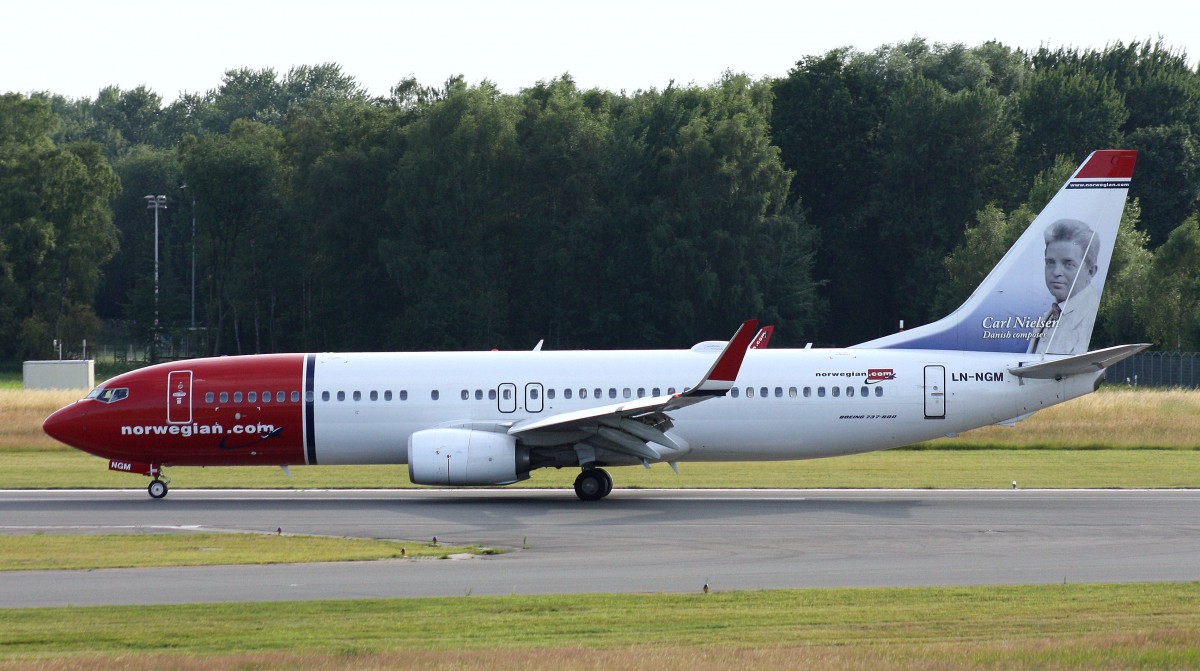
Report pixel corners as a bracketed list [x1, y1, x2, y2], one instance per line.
[50, 354, 307, 466]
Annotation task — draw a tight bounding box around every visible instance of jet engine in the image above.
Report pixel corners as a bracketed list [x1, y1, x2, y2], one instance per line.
[407, 428, 530, 486]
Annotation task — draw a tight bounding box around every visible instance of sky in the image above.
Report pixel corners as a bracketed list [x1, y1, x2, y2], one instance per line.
[4, 0, 1197, 102]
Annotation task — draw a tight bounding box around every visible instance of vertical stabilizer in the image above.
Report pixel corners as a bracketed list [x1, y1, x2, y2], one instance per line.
[852, 150, 1137, 354]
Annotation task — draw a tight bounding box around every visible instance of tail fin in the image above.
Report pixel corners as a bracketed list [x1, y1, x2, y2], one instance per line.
[852, 150, 1137, 354]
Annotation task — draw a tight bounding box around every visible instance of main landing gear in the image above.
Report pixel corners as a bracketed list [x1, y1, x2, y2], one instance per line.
[573, 467, 613, 501]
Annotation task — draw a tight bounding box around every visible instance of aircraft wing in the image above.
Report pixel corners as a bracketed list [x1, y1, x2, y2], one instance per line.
[1009, 343, 1150, 380]
[508, 320, 758, 461]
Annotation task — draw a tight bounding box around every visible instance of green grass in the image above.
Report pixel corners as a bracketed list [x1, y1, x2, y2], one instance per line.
[4, 446, 1200, 491]
[0, 533, 489, 571]
[0, 584, 1197, 669]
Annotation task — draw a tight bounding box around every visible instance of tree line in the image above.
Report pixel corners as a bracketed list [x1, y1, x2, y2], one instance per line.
[2, 38, 1198, 361]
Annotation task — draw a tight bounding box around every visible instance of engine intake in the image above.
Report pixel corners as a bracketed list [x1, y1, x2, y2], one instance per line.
[408, 428, 528, 486]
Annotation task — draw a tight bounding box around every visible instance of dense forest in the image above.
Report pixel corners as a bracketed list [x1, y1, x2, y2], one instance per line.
[2, 38, 1198, 361]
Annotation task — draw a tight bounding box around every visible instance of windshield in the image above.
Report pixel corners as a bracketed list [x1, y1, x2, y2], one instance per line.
[85, 386, 129, 404]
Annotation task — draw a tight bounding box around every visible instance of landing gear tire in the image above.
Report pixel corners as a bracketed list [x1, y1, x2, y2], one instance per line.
[574, 468, 611, 501]
[148, 479, 168, 499]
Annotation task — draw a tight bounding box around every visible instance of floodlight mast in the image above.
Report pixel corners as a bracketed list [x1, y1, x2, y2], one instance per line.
[144, 195, 167, 362]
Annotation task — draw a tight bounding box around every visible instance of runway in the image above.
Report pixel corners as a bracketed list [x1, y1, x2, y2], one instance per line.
[2, 489, 1199, 607]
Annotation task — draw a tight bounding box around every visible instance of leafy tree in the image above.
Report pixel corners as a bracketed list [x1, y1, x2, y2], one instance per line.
[0, 94, 119, 359]
[1146, 215, 1200, 350]
[1125, 124, 1200, 246]
[1014, 63, 1128, 176]
[876, 76, 1016, 325]
[179, 120, 290, 354]
[381, 78, 520, 350]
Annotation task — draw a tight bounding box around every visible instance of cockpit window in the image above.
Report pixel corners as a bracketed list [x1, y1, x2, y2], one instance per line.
[86, 387, 129, 404]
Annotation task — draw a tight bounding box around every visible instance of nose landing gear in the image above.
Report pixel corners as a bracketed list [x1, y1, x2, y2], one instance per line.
[141, 464, 169, 499]
[573, 467, 613, 501]
[148, 477, 169, 499]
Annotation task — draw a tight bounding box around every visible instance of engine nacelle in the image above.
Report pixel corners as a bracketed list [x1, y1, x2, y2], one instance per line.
[407, 428, 527, 486]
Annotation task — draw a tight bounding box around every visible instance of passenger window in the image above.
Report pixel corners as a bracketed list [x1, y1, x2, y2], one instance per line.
[875, 387, 883, 397]
[861, 386, 869, 398]
[731, 387, 740, 398]
[608, 388, 616, 399]
[263, 391, 271, 403]
[565, 388, 573, 399]
[488, 389, 496, 401]
[371, 390, 379, 401]
[653, 387, 661, 396]
[461, 390, 469, 401]
[668, 387, 676, 395]
[431, 390, 440, 401]
[622, 388, 630, 399]
[637, 388, 645, 398]
[760, 387, 768, 399]
[336, 391, 345, 401]
[818, 387, 826, 398]
[832, 387, 840, 397]
[205, 391, 215, 403]
[219, 392, 229, 403]
[277, 391, 285, 403]
[321, 391, 330, 402]
[803, 387, 811, 398]
[233, 392, 243, 403]
[747, 387, 755, 398]
[306, 391, 313, 403]
[384, 390, 393, 401]
[292, 391, 300, 403]
[248, 391, 257, 403]
[531, 388, 540, 400]
[400, 390, 408, 401]
[502, 388, 512, 400]
[353, 391, 362, 401]
[594, 388, 602, 399]
[847, 386, 855, 398]
[775, 387, 783, 398]
[789, 387, 798, 398]
[579, 388, 587, 399]
[547, 389, 555, 400]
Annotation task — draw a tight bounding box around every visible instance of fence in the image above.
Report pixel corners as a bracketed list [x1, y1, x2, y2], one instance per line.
[1106, 351, 1200, 388]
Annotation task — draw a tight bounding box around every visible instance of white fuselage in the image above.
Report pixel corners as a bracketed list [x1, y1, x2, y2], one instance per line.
[309, 347, 1096, 465]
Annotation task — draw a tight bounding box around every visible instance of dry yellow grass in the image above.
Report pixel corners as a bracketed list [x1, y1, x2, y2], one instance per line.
[0, 389, 83, 451]
[931, 388, 1200, 449]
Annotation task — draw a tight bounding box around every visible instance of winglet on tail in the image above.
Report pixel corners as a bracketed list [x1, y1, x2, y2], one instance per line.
[852, 150, 1137, 355]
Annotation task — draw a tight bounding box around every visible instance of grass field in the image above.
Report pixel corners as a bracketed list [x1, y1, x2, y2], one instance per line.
[1, 583, 1198, 669]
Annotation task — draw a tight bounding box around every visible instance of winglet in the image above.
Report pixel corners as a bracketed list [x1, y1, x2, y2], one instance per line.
[750, 325, 774, 349]
[680, 319, 758, 398]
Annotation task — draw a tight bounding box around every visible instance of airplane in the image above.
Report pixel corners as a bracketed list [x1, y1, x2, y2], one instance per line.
[43, 150, 1146, 501]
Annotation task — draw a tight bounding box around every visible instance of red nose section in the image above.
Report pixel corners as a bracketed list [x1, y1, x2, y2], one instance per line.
[42, 401, 89, 451]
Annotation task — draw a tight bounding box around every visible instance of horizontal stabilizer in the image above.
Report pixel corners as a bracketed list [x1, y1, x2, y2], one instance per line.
[1009, 343, 1150, 380]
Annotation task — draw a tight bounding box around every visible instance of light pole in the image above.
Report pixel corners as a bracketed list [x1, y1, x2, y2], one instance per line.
[144, 194, 167, 362]
[179, 184, 196, 353]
